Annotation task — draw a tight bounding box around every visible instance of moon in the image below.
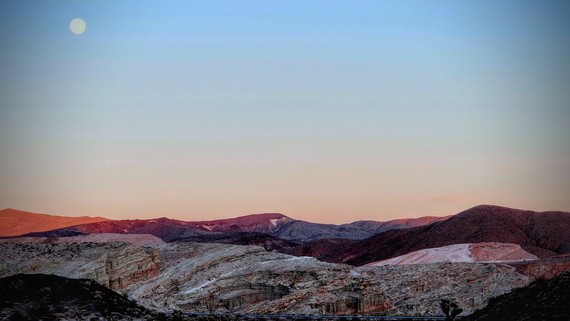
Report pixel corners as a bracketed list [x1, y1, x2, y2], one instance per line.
[70, 18, 86, 35]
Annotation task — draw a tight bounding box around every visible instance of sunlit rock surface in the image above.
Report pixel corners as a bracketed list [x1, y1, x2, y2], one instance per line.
[0, 242, 159, 291]
[0, 241, 532, 316]
[366, 242, 538, 266]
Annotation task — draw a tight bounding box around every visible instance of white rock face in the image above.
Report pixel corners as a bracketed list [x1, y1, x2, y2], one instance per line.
[0, 242, 160, 291]
[126, 242, 531, 316]
[366, 242, 539, 266]
[0, 240, 532, 316]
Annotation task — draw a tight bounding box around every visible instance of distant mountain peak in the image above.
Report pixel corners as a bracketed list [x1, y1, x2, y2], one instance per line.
[0, 208, 110, 237]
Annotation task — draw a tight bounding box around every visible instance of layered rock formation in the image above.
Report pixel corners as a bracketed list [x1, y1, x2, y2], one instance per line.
[0, 241, 532, 316]
[0, 233, 165, 247]
[0, 242, 159, 291]
[509, 255, 570, 280]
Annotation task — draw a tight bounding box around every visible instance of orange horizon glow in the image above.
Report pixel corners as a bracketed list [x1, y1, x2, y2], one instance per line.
[4, 197, 568, 225]
[1, 2, 569, 224]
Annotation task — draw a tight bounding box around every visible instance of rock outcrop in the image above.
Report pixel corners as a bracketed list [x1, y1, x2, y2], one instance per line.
[462, 270, 570, 321]
[0, 233, 165, 247]
[509, 255, 570, 280]
[0, 274, 157, 321]
[366, 243, 538, 266]
[0, 240, 533, 316]
[0, 242, 159, 291]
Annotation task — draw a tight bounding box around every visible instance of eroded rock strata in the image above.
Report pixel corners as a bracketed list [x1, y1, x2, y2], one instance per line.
[0, 242, 159, 291]
[0, 241, 533, 316]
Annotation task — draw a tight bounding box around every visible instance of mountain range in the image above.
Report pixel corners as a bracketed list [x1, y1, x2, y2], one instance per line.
[293, 205, 570, 266]
[0, 208, 447, 242]
[1, 204, 570, 318]
[1, 205, 569, 267]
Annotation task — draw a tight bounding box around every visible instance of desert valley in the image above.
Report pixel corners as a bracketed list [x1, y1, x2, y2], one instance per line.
[1, 205, 569, 320]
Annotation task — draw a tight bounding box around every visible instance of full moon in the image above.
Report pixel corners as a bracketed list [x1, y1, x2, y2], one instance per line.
[70, 18, 86, 35]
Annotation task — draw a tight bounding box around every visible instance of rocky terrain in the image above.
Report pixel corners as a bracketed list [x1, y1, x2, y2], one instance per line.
[2, 204, 569, 319]
[0, 240, 532, 317]
[366, 243, 538, 266]
[0, 233, 165, 247]
[0, 242, 160, 291]
[296, 205, 570, 266]
[509, 254, 570, 280]
[175, 232, 300, 252]
[0, 274, 157, 321]
[462, 270, 570, 321]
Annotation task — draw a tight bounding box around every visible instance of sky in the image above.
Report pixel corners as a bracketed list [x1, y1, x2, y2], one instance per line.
[1, 1, 569, 223]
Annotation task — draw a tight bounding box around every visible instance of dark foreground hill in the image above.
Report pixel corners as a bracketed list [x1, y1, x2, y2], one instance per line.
[0, 274, 158, 320]
[462, 270, 570, 321]
[306, 205, 570, 266]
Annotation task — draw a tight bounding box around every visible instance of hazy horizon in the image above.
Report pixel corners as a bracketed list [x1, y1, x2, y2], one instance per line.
[0, 203, 558, 225]
[1, 1, 569, 224]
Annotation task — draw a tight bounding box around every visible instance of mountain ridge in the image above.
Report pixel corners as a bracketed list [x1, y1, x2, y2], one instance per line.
[1, 208, 451, 242]
[308, 205, 570, 266]
[0, 208, 110, 237]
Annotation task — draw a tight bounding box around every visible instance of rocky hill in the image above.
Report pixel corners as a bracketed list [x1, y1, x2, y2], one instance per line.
[0, 240, 531, 317]
[0, 274, 156, 320]
[11, 209, 447, 243]
[175, 232, 300, 252]
[0, 208, 109, 237]
[300, 205, 570, 266]
[509, 254, 570, 280]
[0, 242, 160, 291]
[462, 270, 570, 321]
[0, 233, 165, 246]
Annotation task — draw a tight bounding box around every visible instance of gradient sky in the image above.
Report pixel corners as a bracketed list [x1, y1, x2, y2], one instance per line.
[1, 1, 569, 223]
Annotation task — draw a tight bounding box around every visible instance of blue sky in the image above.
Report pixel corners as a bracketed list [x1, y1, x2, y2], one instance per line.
[1, 1, 569, 222]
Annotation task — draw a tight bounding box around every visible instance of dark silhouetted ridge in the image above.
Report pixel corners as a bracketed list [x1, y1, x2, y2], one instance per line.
[463, 270, 570, 321]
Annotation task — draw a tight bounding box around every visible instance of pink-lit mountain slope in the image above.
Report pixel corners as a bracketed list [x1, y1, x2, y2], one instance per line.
[28, 213, 292, 242]
[9, 210, 448, 243]
[0, 209, 109, 237]
[296, 205, 570, 266]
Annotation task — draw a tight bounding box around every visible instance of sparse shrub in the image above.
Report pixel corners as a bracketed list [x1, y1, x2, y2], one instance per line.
[440, 298, 463, 321]
[172, 309, 184, 321]
[10, 310, 27, 321]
